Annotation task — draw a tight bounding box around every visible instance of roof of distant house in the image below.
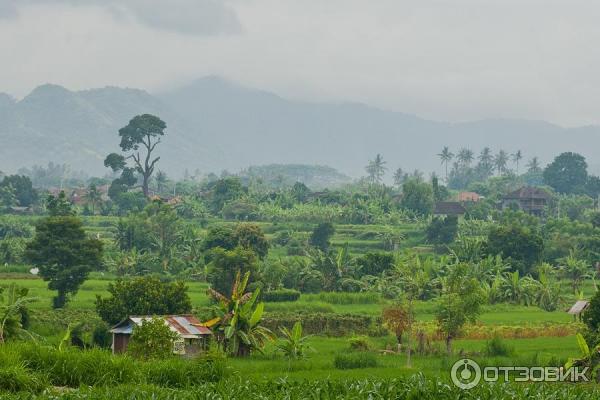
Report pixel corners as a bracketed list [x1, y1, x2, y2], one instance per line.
[457, 191, 481, 201]
[434, 201, 466, 215]
[110, 315, 212, 338]
[503, 186, 550, 200]
[567, 300, 589, 315]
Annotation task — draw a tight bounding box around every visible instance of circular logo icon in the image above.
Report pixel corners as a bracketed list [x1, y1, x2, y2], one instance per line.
[451, 358, 481, 389]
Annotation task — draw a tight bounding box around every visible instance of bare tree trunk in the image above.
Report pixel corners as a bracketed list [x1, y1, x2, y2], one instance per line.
[446, 335, 452, 355]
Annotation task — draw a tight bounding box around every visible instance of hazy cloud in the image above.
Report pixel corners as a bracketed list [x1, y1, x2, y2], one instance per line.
[1, 0, 600, 127]
[0, 0, 242, 35]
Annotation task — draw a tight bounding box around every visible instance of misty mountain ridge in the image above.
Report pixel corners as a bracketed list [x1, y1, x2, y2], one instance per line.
[1, 76, 599, 182]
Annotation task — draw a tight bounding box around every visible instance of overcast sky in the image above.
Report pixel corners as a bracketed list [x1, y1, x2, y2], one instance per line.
[1, 0, 598, 126]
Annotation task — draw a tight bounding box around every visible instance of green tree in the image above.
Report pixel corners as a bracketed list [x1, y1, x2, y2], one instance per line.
[486, 224, 543, 274]
[207, 247, 260, 297]
[426, 215, 458, 245]
[207, 177, 245, 213]
[544, 152, 588, 194]
[233, 223, 270, 259]
[25, 195, 103, 308]
[95, 276, 192, 325]
[0, 175, 37, 207]
[309, 222, 335, 251]
[356, 252, 395, 276]
[0, 185, 17, 212]
[128, 317, 178, 359]
[105, 114, 167, 197]
[436, 263, 484, 354]
[400, 179, 434, 216]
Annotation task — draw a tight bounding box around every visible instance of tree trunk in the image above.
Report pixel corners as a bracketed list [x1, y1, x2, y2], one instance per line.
[446, 335, 452, 355]
[142, 174, 150, 197]
[406, 333, 412, 368]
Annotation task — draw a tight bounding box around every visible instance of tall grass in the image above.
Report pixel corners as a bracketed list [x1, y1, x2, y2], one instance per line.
[303, 292, 381, 305]
[0, 343, 229, 393]
[3, 374, 599, 399]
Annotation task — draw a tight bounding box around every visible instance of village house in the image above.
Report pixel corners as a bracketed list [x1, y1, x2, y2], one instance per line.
[501, 186, 550, 217]
[457, 191, 481, 202]
[110, 315, 212, 356]
[433, 201, 466, 217]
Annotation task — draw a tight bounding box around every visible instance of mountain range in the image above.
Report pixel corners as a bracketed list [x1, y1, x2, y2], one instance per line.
[1, 76, 599, 179]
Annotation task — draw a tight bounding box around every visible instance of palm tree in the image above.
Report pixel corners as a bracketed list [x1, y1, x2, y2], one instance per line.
[494, 150, 509, 175]
[155, 170, 168, 194]
[560, 249, 590, 294]
[512, 150, 523, 174]
[393, 167, 405, 187]
[86, 184, 102, 214]
[527, 157, 542, 173]
[365, 154, 387, 184]
[476, 147, 494, 178]
[456, 148, 474, 167]
[437, 147, 454, 181]
[207, 271, 274, 356]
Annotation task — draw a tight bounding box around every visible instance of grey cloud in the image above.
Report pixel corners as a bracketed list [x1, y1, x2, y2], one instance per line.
[1, 0, 242, 35]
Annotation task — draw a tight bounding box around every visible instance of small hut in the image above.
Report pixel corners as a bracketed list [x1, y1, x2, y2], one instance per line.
[110, 315, 212, 356]
[567, 300, 590, 321]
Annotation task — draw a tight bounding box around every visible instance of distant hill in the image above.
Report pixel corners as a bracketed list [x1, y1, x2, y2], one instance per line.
[238, 164, 352, 189]
[1, 76, 599, 179]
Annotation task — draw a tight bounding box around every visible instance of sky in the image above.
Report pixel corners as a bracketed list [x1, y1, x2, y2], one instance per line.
[0, 0, 599, 126]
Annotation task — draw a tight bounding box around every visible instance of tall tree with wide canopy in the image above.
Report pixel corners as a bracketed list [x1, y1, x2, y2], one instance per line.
[105, 114, 167, 197]
[543, 152, 588, 194]
[25, 194, 103, 308]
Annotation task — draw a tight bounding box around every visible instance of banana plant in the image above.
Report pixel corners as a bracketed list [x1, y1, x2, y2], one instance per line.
[565, 333, 600, 381]
[276, 321, 313, 360]
[207, 271, 274, 357]
[0, 283, 37, 344]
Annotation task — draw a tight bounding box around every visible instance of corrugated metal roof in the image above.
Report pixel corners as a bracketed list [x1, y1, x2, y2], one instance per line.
[568, 300, 589, 315]
[110, 315, 212, 337]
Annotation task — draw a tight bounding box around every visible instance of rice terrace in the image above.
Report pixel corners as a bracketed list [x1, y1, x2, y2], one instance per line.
[2, 1, 600, 399]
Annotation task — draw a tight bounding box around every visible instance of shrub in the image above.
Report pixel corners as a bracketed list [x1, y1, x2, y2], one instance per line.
[128, 318, 178, 360]
[307, 292, 380, 305]
[264, 302, 334, 314]
[92, 323, 112, 349]
[333, 352, 378, 369]
[484, 335, 514, 357]
[348, 336, 371, 351]
[263, 289, 301, 302]
[262, 312, 375, 336]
